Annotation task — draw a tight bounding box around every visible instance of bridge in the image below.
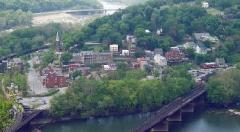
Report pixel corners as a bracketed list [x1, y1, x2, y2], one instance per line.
[0, 45, 49, 62]
[133, 87, 206, 132]
[34, 8, 123, 16]
[6, 110, 43, 132]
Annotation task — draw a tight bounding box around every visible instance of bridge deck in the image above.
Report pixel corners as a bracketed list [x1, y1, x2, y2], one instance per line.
[10, 110, 43, 132]
[133, 87, 206, 132]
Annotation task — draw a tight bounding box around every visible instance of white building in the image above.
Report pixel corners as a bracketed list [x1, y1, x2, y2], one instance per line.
[154, 54, 167, 67]
[103, 64, 117, 71]
[121, 50, 130, 56]
[202, 1, 209, 8]
[109, 44, 119, 53]
[196, 44, 208, 54]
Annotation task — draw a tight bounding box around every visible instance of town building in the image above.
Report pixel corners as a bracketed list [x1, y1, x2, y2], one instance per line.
[195, 43, 208, 54]
[41, 67, 68, 88]
[137, 57, 151, 70]
[109, 44, 119, 53]
[43, 72, 68, 88]
[154, 54, 167, 67]
[7, 58, 25, 72]
[71, 51, 113, 65]
[202, 1, 209, 8]
[121, 50, 130, 56]
[154, 48, 163, 55]
[126, 35, 137, 53]
[103, 63, 117, 71]
[194, 33, 218, 43]
[165, 49, 185, 63]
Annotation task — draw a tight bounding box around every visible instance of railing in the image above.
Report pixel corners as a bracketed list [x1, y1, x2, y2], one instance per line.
[132, 87, 206, 132]
[7, 110, 43, 132]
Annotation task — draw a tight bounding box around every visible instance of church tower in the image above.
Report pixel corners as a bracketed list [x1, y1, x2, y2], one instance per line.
[55, 32, 63, 53]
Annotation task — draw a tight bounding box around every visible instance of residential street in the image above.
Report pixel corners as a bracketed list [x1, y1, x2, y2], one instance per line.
[27, 58, 48, 95]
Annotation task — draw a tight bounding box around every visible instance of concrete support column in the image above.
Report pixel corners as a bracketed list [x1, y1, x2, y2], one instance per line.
[151, 120, 169, 132]
[167, 110, 182, 122]
[181, 102, 195, 113]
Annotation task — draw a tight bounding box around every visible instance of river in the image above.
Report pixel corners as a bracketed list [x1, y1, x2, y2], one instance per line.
[40, 108, 240, 132]
[0, 0, 127, 34]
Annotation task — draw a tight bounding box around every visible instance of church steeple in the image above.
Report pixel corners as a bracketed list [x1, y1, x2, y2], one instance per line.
[56, 32, 60, 42]
[55, 32, 62, 53]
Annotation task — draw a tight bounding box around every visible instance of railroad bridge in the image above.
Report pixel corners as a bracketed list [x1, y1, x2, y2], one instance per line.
[34, 8, 123, 16]
[133, 87, 206, 132]
[6, 110, 43, 132]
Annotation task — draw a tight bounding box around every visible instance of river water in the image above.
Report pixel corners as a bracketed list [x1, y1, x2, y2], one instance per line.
[40, 109, 240, 132]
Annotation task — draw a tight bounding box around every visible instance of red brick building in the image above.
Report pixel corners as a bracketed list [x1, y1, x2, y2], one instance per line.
[43, 72, 68, 88]
[165, 49, 185, 62]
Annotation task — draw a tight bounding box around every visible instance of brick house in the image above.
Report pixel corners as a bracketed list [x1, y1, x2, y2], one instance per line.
[165, 49, 185, 63]
[43, 72, 68, 88]
[41, 67, 68, 88]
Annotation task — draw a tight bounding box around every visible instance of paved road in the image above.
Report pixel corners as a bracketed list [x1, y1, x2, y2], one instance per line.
[27, 58, 48, 95]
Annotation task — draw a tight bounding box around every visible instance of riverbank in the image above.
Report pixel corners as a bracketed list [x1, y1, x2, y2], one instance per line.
[34, 107, 240, 132]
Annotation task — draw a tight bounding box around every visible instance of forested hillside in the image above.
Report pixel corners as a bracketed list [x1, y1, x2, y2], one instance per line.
[0, 0, 101, 12]
[0, 0, 101, 30]
[62, 0, 240, 64]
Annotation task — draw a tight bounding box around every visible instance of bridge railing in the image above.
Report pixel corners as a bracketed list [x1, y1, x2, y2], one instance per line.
[132, 87, 206, 132]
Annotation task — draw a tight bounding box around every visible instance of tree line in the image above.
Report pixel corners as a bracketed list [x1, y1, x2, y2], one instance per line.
[50, 65, 194, 117]
[0, 0, 101, 13]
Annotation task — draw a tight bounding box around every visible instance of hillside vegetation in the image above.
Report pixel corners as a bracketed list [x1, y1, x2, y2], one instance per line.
[0, 0, 102, 13]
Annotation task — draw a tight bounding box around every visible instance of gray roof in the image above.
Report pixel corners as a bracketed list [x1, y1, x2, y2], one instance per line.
[194, 33, 210, 41]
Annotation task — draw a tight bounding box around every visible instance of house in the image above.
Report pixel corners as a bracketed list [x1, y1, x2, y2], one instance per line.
[183, 42, 197, 49]
[201, 58, 227, 69]
[126, 35, 137, 44]
[43, 72, 68, 88]
[126, 35, 137, 52]
[7, 58, 24, 72]
[215, 58, 228, 68]
[121, 50, 130, 56]
[154, 54, 167, 67]
[194, 33, 218, 43]
[195, 43, 208, 54]
[202, 1, 209, 8]
[78, 67, 91, 76]
[131, 62, 140, 69]
[109, 44, 119, 53]
[201, 62, 218, 69]
[71, 51, 113, 65]
[154, 48, 163, 55]
[137, 57, 150, 70]
[42, 67, 68, 88]
[145, 50, 154, 59]
[165, 49, 185, 63]
[103, 63, 117, 71]
[68, 63, 81, 72]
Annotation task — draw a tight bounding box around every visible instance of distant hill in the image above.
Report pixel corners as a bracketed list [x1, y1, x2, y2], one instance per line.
[0, 0, 102, 13]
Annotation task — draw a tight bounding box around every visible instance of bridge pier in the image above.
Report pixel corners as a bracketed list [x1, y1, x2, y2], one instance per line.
[151, 120, 169, 132]
[167, 110, 182, 122]
[181, 102, 195, 113]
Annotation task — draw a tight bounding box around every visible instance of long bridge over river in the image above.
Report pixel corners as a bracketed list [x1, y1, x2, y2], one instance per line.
[34, 8, 123, 16]
[133, 87, 206, 132]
